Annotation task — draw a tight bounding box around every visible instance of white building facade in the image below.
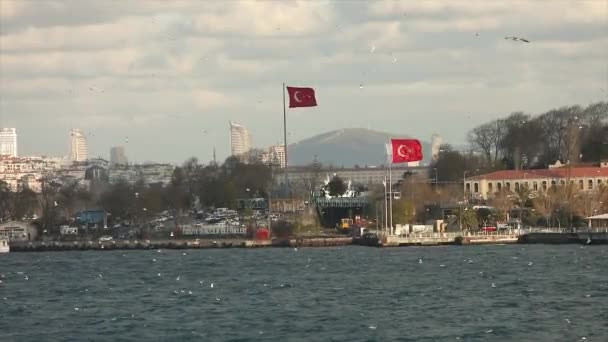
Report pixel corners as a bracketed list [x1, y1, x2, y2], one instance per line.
[261, 145, 286, 168]
[0, 128, 17, 157]
[229, 121, 252, 156]
[70, 128, 88, 162]
[465, 165, 608, 200]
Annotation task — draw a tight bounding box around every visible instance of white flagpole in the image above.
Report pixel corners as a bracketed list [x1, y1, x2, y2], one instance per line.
[389, 142, 394, 235]
[383, 177, 388, 234]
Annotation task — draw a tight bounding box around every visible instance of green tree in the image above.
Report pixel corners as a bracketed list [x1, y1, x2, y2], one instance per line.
[461, 209, 479, 231]
[327, 175, 346, 197]
[392, 199, 416, 224]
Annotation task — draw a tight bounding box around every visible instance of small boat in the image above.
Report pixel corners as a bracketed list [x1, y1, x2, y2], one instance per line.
[0, 239, 9, 253]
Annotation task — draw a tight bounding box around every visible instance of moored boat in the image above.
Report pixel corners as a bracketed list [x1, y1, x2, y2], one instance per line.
[0, 239, 9, 253]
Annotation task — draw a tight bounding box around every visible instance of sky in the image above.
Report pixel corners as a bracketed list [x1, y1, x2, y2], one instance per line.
[1, 0, 607, 164]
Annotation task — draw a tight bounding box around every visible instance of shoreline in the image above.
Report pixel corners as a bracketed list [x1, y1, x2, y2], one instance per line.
[5, 231, 608, 252]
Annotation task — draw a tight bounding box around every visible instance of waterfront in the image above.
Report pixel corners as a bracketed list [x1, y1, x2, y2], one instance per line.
[1, 246, 607, 341]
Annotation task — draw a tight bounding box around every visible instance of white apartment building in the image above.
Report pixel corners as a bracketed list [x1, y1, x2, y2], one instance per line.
[0, 128, 17, 157]
[465, 163, 608, 200]
[69, 128, 88, 162]
[229, 121, 252, 156]
[261, 145, 286, 168]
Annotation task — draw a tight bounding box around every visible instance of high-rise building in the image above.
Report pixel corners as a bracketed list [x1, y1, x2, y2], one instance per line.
[69, 128, 88, 162]
[431, 133, 443, 162]
[229, 121, 252, 156]
[0, 128, 17, 157]
[262, 145, 286, 168]
[110, 146, 128, 165]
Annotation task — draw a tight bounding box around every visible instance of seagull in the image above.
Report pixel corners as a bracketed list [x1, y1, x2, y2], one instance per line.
[505, 36, 530, 43]
[475, 32, 479, 37]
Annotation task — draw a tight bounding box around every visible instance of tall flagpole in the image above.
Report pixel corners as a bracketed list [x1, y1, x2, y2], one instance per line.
[388, 140, 393, 235]
[282, 83, 288, 184]
[384, 176, 388, 234]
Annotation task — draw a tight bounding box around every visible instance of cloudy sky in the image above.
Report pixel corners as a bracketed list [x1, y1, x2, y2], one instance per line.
[1, 0, 606, 164]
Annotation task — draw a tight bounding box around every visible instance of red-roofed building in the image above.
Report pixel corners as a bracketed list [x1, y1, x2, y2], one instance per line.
[465, 162, 608, 200]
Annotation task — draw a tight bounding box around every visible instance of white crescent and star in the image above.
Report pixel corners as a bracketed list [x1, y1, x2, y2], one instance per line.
[293, 91, 303, 103]
[397, 145, 411, 157]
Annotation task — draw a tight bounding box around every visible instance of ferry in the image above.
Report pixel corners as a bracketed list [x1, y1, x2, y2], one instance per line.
[0, 239, 9, 253]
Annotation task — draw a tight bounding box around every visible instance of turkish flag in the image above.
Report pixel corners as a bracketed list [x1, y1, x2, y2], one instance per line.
[286, 86, 317, 108]
[391, 139, 423, 163]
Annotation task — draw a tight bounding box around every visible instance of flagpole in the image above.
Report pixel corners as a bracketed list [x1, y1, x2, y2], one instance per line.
[384, 176, 388, 235]
[282, 83, 288, 186]
[389, 140, 393, 235]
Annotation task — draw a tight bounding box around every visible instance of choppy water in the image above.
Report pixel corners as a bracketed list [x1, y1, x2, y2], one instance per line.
[1, 245, 607, 341]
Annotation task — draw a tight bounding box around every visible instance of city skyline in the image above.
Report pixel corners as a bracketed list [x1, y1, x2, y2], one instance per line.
[1, 1, 606, 163]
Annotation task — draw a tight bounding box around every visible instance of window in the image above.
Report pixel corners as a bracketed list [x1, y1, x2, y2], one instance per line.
[560, 180, 565, 186]
[533, 181, 538, 191]
[474, 183, 479, 193]
[488, 182, 493, 193]
[588, 180, 593, 190]
[515, 182, 520, 190]
[542, 181, 547, 190]
[524, 181, 529, 188]
[497, 183, 502, 191]
[599, 179, 603, 185]
[578, 180, 584, 190]
[506, 182, 511, 189]
[551, 180, 556, 186]
[465, 183, 471, 192]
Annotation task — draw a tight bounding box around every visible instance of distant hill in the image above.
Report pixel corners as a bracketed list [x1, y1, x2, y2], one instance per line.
[287, 128, 431, 167]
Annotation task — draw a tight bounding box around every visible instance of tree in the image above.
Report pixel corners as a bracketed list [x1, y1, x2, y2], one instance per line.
[532, 189, 559, 226]
[38, 177, 62, 234]
[0, 180, 11, 220]
[164, 167, 191, 229]
[489, 189, 514, 222]
[460, 209, 479, 231]
[467, 120, 505, 166]
[98, 179, 136, 221]
[327, 175, 346, 197]
[392, 199, 416, 224]
[10, 188, 38, 221]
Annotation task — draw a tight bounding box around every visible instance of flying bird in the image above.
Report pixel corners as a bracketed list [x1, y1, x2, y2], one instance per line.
[505, 36, 530, 43]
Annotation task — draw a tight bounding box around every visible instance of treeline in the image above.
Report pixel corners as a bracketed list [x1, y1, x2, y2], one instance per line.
[0, 156, 272, 234]
[432, 101, 608, 183]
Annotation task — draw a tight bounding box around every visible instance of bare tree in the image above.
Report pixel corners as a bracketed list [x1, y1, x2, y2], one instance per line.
[489, 189, 514, 221]
[467, 122, 495, 165]
[532, 189, 559, 226]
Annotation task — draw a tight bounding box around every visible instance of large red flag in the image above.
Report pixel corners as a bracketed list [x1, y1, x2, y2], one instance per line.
[391, 139, 423, 163]
[286, 86, 317, 108]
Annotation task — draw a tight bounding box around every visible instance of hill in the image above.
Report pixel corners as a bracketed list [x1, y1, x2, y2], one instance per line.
[287, 128, 431, 167]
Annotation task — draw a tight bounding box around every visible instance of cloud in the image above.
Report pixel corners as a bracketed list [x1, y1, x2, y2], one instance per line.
[0, 0, 605, 163]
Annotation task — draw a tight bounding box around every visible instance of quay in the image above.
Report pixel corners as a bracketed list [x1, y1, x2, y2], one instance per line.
[8, 236, 353, 252]
[6, 229, 608, 252]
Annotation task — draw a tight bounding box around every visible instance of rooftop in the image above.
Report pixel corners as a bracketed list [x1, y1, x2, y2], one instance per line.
[467, 167, 608, 181]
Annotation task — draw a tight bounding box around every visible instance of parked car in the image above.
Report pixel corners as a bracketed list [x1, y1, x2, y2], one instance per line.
[98, 235, 113, 242]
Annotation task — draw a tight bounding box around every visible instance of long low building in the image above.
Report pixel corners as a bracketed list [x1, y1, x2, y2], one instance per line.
[465, 162, 608, 200]
[284, 165, 428, 186]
